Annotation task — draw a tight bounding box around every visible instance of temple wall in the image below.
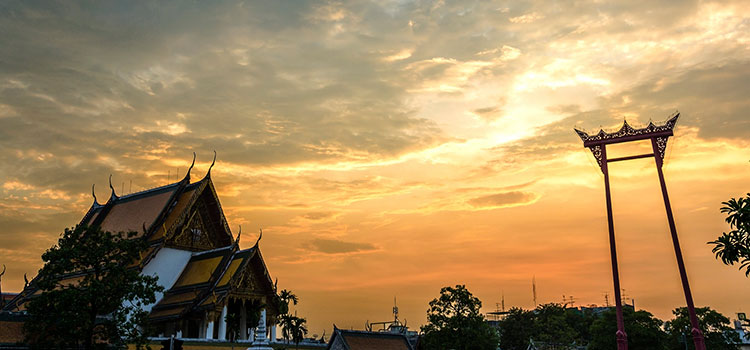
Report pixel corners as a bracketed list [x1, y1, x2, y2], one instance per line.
[140, 247, 194, 312]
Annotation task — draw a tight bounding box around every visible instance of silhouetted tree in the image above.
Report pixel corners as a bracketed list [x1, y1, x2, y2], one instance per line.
[664, 307, 740, 350]
[245, 299, 265, 340]
[588, 307, 668, 350]
[564, 306, 597, 345]
[497, 307, 535, 350]
[420, 284, 499, 350]
[226, 310, 241, 349]
[709, 193, 750, 276]
[496, 303, 595, 349]
[276, 289, 298, 315]
[290, 315, 308, 349]
[24, 225, 162, 350]
[279, 314, 308, 348]
[533, 303, 579, 346]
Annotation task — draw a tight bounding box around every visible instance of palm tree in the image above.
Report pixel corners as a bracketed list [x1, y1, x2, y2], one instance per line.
[291, 316, 308, 349]
[225, 311, 240, 350]
[279, 314, 294, 344]
[245, 299, 265, 341]
[280, 314, 308, 349]
[276, 289, 298, 315]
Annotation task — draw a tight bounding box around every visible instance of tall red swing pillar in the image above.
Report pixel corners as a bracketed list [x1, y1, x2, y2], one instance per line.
[574, 112, 705, 350]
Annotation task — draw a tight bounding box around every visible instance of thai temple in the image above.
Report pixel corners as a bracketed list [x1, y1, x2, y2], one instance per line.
[1, 154, 279, 342]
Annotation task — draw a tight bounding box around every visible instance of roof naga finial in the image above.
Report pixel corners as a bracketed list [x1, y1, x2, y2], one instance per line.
[206, 150, 217, 178]
[0, 264, 5, 278]
[91, 184, 98, 205]
[253, 228, 263, 247]
[235, 225, 242, 246]
[108, 174, 117, 198]
[23, 273, 28, 288]
[183, 152, 196, 183]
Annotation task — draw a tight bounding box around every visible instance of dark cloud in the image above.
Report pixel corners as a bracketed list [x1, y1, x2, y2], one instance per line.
[468, 191, 537, 208]
[0, 0, 448, 199]
[473, 105, 504, 121]
[302, 212, 336, 221]
[608, 63, 750, 140]
[307, 238, 377, 254]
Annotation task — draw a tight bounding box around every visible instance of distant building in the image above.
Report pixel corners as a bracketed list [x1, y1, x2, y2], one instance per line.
[0, 312, 26, 346]
[1, 158, 280, 342]
[364, 299, 419, 347]
[0, 293, 17, 306]
[734, 313, 750, 350]
[327, 328, 414, 350]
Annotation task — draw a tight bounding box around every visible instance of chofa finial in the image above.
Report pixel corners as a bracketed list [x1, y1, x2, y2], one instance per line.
[91, 184, 98, 204]
[235, 225, 242, 246]
[206, 150, 217, 178]
[108, 174, 117, 198]
[183, 152, 196, 183]
[253, 228, 263, 247]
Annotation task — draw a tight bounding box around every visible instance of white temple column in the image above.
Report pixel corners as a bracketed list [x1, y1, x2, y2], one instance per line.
[270, 323, 276, 343]
[200, 312, 208, 338]
[249, 329, 255, 342]
[218, 305, 228, 340]
[240, 304, 247, 340]
[206, 320, 215, 340]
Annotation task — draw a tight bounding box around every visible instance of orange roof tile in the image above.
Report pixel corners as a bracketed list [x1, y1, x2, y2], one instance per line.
[343, 335, 412, 350]
[99, 189, 175, 236]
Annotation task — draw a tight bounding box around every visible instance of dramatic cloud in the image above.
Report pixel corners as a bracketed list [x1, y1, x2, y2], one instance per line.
[307, 238, 378, 255]
[1, 0, 749, 337]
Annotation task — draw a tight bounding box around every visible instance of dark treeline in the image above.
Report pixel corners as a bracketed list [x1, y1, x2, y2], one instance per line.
[495, 303, 741, 350]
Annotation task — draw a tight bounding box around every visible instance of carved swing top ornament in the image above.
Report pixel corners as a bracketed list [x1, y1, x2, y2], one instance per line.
[574, 112, 679, 171]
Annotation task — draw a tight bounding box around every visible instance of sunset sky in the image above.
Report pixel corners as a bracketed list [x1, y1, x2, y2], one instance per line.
[1, 0, 749, 337]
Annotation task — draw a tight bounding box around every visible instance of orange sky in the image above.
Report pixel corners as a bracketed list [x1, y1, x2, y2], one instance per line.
[1, 0, 749, 337]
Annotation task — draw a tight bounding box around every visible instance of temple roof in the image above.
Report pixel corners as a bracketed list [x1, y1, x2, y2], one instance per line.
[327, 329, 414, 350]
[149, 243, 275, 322]
[1, 154, 255, 314]
[88, 183, 179, 236]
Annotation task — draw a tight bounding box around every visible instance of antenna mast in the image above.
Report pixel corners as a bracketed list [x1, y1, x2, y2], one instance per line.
[501, 291, 505, 312]
[393, 296, 399, 323]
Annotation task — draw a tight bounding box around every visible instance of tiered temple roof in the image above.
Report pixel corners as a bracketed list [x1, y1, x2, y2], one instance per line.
[2, 154, 277, 335]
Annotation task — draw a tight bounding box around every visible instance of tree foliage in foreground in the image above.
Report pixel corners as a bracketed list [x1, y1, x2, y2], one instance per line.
[709, 193, 750, 276]
[279, 314, 308, 349]
[664, 307, 740, 350]
[498, 303, 596, 350]
[588, 307, 668, 350]
[497, 307, 536, 350]
[24, 225, 162, 350]
[420, 284, 499, 350]
[496, 304, 740, 350]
